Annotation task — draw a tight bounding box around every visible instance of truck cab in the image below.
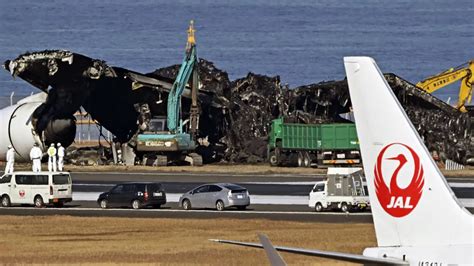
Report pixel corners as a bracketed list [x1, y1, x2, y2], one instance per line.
[309, 168, 370, 212]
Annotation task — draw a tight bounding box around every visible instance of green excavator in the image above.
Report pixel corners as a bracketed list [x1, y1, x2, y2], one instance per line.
[135, 21, 202, 166]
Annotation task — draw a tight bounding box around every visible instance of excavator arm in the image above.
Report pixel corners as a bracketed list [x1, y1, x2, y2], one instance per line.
[167, 20, 199, 134]
[416, 60, 473, 112]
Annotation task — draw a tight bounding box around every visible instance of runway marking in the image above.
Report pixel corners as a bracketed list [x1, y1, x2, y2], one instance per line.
[74, 172, 322, 178]
[0, 206, 371, 216]
[448, 182, 474, 188]
[73, 181, 474, 187]
[73, 192, 309, 205]
[72, 192, 474, 208]
[70, 172, 474, 182]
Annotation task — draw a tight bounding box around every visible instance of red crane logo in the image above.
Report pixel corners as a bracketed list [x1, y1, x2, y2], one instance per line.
[374, 143, 424, 217]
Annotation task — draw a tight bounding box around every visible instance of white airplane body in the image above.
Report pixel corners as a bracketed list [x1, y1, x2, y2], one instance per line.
[212, 57, 474, 265]
[0, 93, 47, 161]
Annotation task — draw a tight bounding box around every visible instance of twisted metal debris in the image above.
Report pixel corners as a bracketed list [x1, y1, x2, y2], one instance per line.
[153, 61, 471, 164]
[4, 50, 472, 164]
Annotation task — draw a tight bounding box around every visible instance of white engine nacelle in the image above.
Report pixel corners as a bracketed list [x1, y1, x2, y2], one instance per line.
[0, 101, 45, 161]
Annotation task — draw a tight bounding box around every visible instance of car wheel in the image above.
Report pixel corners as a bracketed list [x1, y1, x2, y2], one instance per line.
[315, 203, 323, 212]
[216, 200, 225, 211]
[100, 199, 108, 209]
[237, 206, 246, 210]
[132, 199, 142, 209]
[1, 195, 11, 207]
[182, 199, 191, 210]
[341, 203, 349, 213]
[34, 196, 44, 208]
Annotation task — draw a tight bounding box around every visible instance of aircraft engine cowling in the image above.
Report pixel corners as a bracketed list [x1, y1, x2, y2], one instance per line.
[0, 101, 76, 162]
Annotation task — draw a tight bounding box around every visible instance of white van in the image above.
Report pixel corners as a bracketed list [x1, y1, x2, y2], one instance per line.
[0, 171, 72, 207]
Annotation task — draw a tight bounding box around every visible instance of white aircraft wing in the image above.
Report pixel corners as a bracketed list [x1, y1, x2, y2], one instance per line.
[258, 234, 287, 266]
[210, 238, 408, 265]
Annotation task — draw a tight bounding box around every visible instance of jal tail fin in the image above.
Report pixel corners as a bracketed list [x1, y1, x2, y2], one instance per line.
[344, 57, 473, 247]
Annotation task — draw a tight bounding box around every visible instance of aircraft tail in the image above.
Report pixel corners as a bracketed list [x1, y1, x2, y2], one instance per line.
[344, 57, 473, 247]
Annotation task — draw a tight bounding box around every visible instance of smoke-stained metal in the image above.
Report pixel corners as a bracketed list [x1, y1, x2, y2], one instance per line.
[4, 50, 471, 164]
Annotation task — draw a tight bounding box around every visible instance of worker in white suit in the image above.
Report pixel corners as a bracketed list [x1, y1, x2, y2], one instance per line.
[30, 143, 43, 172]
[57, 143, 65, 171]
[5, 145, 15, 174]
[47, 143, 57, 172]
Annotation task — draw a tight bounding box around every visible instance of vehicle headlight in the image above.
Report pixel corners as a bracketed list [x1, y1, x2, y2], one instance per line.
[165, 141, 172, 147]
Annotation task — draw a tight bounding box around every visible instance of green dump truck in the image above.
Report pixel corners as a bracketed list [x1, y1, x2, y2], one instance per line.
[268, 118, 360, 167]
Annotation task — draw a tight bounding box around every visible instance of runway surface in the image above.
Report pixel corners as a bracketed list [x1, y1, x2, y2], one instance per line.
[71, 172, 474, 207]
[1, 171, 473, 222]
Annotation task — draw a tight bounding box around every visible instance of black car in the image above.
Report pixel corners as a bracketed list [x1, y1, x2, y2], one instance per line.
[97, 182, 166, 209]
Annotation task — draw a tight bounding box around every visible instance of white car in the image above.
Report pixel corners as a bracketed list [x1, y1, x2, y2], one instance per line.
[0, 171, 72, 207]
[179, 183, 250, 211]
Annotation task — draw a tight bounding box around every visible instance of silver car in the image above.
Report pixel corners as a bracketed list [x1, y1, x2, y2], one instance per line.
[179, 183, 250, 211]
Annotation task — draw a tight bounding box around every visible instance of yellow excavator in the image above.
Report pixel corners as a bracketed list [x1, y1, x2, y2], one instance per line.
[416, 60, 473, 112]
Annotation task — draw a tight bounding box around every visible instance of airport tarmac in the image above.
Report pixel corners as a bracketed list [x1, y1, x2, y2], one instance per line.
[1, 171, 472, 221]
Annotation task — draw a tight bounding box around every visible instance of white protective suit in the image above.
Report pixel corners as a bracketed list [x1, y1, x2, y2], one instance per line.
[47, 145, 57, 172]
[5, 147, 15, 174]
[57, 144, 65, 171]
[30, 146, 43, 172]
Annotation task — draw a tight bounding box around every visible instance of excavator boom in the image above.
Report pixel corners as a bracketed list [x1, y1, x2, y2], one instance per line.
[167, 20, 199, 133]
[416, 60, 473, 112]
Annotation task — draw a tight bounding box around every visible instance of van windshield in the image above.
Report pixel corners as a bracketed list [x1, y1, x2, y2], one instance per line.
[53, 174, 70, 185]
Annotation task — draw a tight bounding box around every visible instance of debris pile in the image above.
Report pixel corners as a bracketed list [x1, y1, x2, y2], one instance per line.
[385, 74, 471, 163]
[153, 60, 472, 164]
[5, 50, 471, 164]
[66, 146, 110, 166]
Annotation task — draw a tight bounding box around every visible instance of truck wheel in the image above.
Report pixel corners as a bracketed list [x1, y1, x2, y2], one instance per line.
[297, 152, 303, 167]
[303, 152, 311, 167]
[341, 203, 349, 213]
[269, 151, 278, 166]
[315, 203, 323, 212]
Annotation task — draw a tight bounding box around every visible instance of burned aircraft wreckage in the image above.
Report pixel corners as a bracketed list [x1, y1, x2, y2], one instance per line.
[3, 50, 472, 165]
